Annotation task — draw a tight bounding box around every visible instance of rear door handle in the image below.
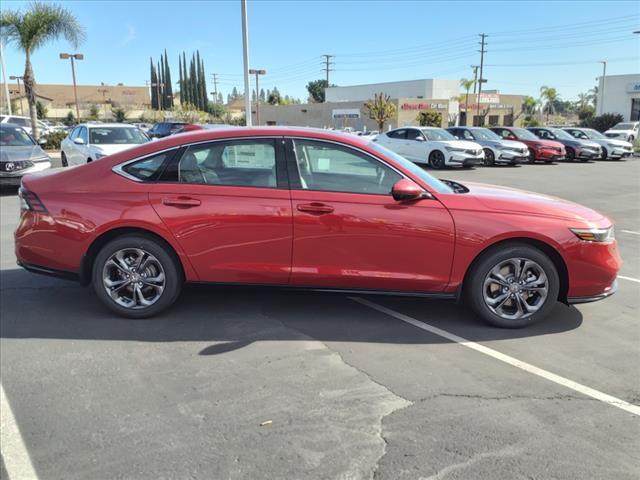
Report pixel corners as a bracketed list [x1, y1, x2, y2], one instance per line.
[162, 196, 201, 208]
[297, 202, 334, 214]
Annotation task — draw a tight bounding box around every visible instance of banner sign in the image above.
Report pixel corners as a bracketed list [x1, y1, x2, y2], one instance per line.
[332, 108, 360, 119]
[479, 93, 500, 104]
[400, 103, 447, 110]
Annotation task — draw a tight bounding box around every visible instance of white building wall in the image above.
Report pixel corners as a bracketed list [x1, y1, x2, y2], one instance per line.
[325, 79, 436, 102]
[598, 73, 640, 120]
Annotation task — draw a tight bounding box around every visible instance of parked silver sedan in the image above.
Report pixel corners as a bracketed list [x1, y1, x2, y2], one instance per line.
[447, 126, 530, 166]
[563, 127, 633, 160]
[0, 123, 52, 186]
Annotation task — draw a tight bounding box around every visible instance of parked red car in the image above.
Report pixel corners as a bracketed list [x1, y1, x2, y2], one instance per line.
[490, 126, 566, 163]
[15, 127, 620, 327]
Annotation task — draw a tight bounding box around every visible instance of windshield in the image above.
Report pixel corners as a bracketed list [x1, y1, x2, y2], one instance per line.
[421, 128, 455, 141]
[512, 128, 538, 140]
[469, 128, 501, 141]
[611, 123, 635, 130]
[548, 128, 574, 140]
[369, 142, 453, 194]
[90, 127, 148, 145]
[582, 128, 606, 140]
[0, 125, 36, 146]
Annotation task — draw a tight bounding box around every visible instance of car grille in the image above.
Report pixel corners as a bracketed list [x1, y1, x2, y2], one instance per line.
[0, 160, 33, 172]
[465, 149, 482, 155]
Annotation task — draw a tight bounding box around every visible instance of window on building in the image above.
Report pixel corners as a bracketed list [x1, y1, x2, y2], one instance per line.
[473, 116, 484, 127]
[631, 99, 640, 122]
[488, 115, 500, 126]
[503, 114, 514, 126]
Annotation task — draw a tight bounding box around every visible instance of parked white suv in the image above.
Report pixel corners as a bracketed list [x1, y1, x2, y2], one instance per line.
[0, 115, 52, 135]
[375, 127, 484, 168]
[604, 122, 639, 143]
[60, 123, 149, 167]
[563, 127, 633, 160]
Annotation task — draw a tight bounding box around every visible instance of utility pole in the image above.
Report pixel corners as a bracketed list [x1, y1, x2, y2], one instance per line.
[249, 69, 266, 125]
[471, 65, 479, 94]
[60, 53, 83, 121]
[0, 40, 12, 115]
[241, 0, 252, 126]
[598, 60, 607, 115]
[322, 54, 334, 85]
[211, 73, 219, 104]
[9, 76, 24, 115]
[475, 34, 487, 126]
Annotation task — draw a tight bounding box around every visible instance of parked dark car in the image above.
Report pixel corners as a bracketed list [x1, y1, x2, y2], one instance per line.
[527, 127, 601, 162]
[147, 122, 203, 139]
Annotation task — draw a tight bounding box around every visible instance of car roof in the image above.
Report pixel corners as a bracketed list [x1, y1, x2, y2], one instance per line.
[80, 123, 139, 128]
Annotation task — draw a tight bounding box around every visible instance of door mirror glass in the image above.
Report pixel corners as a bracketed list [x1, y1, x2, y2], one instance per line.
[391, 179, 430, 202]
[73, 137, 85, 145]
[38, 138, 47, 145]
[415, 136, 424, 142]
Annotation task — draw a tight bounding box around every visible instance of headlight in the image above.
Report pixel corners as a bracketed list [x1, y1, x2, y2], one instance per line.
[94, 152, 107, 159]
[445, 146, 466, 152]
[570, 226, 615, 242]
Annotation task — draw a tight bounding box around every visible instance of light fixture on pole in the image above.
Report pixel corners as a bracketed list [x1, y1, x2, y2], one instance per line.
[9, 75, 24, 115]
[59, 53, 84, 121]
[248, 69, 266, 125]
[241, 0, 252, 126]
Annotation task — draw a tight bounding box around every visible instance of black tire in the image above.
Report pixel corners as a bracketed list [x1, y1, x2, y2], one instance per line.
[87, 158, 92, 163]
[465, 242, 560, 328]
[600, 147, 608, 161]
[483, 148, 495, 166]
[61, 152, 68, 167]
[92, 234, 182, 319]
[528, 148, 536, 163]
[429, 150, 446, 169]
[628, 136, 634, 143]
[565, 147, 575, 162]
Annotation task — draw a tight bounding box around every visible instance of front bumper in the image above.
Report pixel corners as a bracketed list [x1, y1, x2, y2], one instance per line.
[0, 161, 52, 185]
[568, 279, 618, 304]
[448, 154, 483, 167]
[498, 152, 529, 164]
[576, 150, 601, 160]
[608, 148, 633, 159]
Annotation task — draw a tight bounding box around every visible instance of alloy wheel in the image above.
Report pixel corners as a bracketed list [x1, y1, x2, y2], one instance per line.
[430, 151, 445, 169]
[102, 248, 165, 309]
[483, 149, 495, 166]
[482, 257, 548, 321]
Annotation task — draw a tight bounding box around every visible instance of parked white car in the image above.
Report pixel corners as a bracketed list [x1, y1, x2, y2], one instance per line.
[604, 122, 639, 143]
[447, 126, 530, 165]
[61, 123, 149, 167]
[563, 127, 633, 160]
[375, 126, 484, 168]
[0, 115, 52, 135]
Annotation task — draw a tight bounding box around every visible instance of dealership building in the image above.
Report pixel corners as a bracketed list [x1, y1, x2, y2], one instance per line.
[597, 73, 640, 121]
[258, 79, 526, 130]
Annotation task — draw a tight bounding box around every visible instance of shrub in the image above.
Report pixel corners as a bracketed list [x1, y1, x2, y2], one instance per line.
[416, 110, 442, 127]
[41, 130, 67, 150]
[580, 112, 623, 132]
[112, 107, 127, 123]
[63, 111, 76, 126]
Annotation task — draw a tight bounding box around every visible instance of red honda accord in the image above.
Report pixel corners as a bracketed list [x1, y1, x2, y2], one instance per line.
[15, 127, 620, 327]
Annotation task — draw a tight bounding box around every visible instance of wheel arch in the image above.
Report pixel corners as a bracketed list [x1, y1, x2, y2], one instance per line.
[79, 226, 186, 286]
[461, 236, 569, 304]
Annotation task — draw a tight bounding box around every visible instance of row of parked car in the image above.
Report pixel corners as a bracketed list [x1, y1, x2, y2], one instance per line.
[373, 125, 635, 169]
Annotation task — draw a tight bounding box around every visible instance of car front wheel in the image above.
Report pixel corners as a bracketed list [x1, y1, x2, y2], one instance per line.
[92, 235, 182, 318]
[466, 243, 559, 328]
[61, 152, 68, 167]
[429, 150, 446, 169]
[482, 148, 495, 166]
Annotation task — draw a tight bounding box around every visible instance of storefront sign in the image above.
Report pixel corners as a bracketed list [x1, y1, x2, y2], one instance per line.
[332, 108, 360, 119]
[400, 103, 447, 110]
[627, 82, 640, 93]
[479, 93, 500, 104]
[460, 103, 512, 110]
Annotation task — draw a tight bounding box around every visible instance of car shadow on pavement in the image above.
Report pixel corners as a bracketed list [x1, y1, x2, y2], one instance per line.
[0, 268, 583, 355]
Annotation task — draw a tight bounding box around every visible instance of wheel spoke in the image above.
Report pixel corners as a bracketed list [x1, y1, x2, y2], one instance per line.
[488, 270, 509, 287]
[486, 291, 509, 306]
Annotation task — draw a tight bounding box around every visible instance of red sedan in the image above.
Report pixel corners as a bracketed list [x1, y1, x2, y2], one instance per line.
[490, 127, 566, 163]
[15, 127, 620, 327]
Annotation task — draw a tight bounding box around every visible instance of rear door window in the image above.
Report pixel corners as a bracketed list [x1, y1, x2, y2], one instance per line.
[387, 129, 407, 140]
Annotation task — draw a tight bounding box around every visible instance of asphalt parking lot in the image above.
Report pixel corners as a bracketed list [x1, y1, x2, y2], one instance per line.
[1, 156, 639, 480]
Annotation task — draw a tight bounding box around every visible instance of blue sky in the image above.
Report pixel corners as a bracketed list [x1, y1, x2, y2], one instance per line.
[2, 0, 639, 103]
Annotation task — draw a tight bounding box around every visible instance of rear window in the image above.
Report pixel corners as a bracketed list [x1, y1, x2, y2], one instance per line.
[90, 127, 148, 145]
[121, 151, 173, 181]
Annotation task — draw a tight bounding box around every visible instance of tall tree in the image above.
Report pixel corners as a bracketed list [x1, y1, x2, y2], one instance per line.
[189, 54, 197, 109]
[1, 2, 85, 138]
[150, 58, 158, 110]
[157, 59, 164, 109]
[182, 52, 189, 105]
[231, 87, 239, 100]
[364, 92, 397, 131]
[197, 51, 207, 111]
[178, 54, 183, 106]
[306, 79, 332, 103]
[259, 88, 266, 103]
[459, 78, 474, 124]
[217, 92, 224, 104]
[539, 86, 559, 122]
[164, 49, 173, 109]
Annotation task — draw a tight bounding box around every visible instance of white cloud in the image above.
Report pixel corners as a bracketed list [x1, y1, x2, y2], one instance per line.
[120, 24, 136, 47]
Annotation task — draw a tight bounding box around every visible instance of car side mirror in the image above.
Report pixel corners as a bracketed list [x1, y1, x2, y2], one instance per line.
[415, 137, 424, 142]
[73, 137, 85, 145]
[391, 179, 432, 202]
[38, 138, 47, 145]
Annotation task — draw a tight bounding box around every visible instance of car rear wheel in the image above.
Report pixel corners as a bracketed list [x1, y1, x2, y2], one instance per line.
[528, 148, 536, 163]
[466, 243, 559, 328]
[61, 152, 68, 167]
[92, 235, 182, 318]
[429, 150, 446, 169]
[565, 147, 576, 162]
[482, 148, 495, 166]
[600, 147, 608, 160]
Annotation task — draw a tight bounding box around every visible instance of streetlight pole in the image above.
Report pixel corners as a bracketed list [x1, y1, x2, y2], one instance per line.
[241, 0, 252, 126]
[9, 75, 24, 115]
[60, 53, 83, 121]
[248, 69, 265, 125]
[598, 60, 607, 116]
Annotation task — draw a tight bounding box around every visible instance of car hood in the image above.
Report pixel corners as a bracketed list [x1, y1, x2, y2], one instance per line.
[0, 145, 50, 162]
[603, 138, 632, 147]
[495, 139, 527, 149]
[437, 140, 482, 150]
[453, 181, 606, 222]
[527, 138, 563, 148]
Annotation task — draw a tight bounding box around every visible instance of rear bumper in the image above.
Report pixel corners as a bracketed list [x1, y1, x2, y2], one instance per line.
[17, 260, 79, 282]
[568, 279, 617, 304]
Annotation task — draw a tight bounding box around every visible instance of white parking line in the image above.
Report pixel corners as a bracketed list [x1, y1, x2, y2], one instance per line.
[350, 297, 640, 417]
[619, 275, 640, 284]
[620, 230, 640, 236]
[0, 383, 38, 480]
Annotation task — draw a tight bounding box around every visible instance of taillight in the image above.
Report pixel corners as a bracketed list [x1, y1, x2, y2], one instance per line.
[18, 187, 48, 214]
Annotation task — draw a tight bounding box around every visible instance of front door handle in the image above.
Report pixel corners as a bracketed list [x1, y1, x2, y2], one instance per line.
[162, 196, 201, 208]
[297, 202, 334, 214]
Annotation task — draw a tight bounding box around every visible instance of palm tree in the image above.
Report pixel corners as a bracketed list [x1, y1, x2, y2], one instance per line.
[576, 93, 589, 110]
[459, 78, 474, 125]
[539, 86, 559, 122]
[1, 2, 85, 139]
